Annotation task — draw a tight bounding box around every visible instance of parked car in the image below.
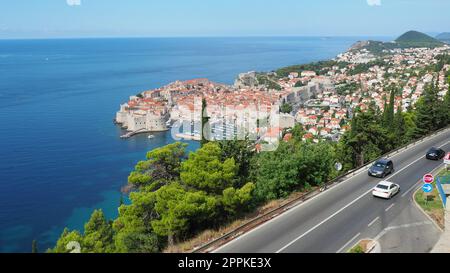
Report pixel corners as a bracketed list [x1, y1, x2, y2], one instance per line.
[372, 181, 400, 199]
[426, 147, 446, 160]
[368, 158, 394, 178]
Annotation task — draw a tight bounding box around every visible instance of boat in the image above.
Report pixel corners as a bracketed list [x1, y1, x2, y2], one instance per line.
[148, 135, 155, 139]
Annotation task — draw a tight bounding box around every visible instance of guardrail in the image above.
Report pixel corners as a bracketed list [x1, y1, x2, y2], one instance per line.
[192, 125, 450, 253]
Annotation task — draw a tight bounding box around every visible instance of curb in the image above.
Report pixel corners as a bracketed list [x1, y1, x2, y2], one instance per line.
[348, 239, 379, 253]
[412, 171, 445, 233]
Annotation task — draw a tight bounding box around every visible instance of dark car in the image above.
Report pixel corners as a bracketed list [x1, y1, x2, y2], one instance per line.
[368, 158, 394, 178]
[426, 147, 446, 160]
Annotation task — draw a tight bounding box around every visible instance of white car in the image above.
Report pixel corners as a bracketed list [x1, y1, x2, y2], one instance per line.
[372, 181, 400, 199]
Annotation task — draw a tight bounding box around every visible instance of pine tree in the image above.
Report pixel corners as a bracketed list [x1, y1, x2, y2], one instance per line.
[413, 81, 440, 137]
[383, 88, 396, 130]
[83, 210, 115, 253]
[443, 81, 450, 126]
[393, 107, 407, 145]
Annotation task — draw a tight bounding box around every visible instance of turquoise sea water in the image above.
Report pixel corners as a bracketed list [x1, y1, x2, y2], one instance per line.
[0, 37, 391, 252]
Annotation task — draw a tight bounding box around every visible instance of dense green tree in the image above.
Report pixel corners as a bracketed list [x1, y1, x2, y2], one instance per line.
[128, 142, 187, 190]
[218, 139, 255, 187]
[82, 210, 114, 253]
[252, 141, 336, 201]
[119, 232, 160, 253]
[113, 189, 159, 253]
[180, 142, 238, 194]
[403, 110, 417, 142]
[222, 182, 256, 216]
[340, 106, 392, 167]
[443, 80, 450, 126]
[290, 124, 306, 141]
[413, 82, 441, 137]
[49, 228, 84, 253]
[280, 103, 293, 114]
[393, 107, 407, 145]
[151, 183, 217, 246]
[383, 88, 396, 130]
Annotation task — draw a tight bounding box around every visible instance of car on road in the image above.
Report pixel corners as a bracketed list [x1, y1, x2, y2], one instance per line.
[426, 147, 446, 160]
[372, 181, 400, 199]
[368, 158, 394, 178]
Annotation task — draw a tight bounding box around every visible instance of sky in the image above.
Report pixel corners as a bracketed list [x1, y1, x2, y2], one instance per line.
[0, 0, 449, 39]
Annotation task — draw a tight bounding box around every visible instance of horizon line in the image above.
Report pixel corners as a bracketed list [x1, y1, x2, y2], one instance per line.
[0, 34, 398, 41]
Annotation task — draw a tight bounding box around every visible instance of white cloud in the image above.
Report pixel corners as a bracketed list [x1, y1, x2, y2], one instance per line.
[367, 0, 381, 6]
[66, 0, 81, 6]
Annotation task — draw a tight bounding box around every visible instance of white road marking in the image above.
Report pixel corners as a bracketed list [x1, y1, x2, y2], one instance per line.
[214, 134, 450, 253]
[276, 188, 373, 253]
[385, 204, 395, 212]
[368, 217, 380, 227]
[401, 180, 423, 198]
[374, 221, 432, 241]
[336, 233, 361, 253]
[386, 153, 432, 180]
[276, 140, 449, 253]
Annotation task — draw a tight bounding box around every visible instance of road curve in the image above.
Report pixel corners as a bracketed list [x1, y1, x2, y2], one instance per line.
[216, 129, 450, 253]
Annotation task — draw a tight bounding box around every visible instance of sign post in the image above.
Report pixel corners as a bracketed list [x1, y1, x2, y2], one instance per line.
[422, 173, 435, 206]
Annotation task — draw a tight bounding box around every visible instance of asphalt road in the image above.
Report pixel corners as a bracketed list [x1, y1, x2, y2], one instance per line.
[216, 128, 450, 253]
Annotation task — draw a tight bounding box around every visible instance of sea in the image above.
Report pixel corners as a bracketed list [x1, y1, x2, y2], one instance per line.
[0, 36, 391, 252]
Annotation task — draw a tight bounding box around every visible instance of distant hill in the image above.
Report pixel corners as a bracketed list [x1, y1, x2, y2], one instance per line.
[350, 30, 445, 55]
[436, 32, 450, 44]
[394, 30, 444, 47]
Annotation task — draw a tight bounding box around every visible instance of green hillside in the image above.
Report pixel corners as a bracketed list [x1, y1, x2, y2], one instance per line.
[395, 30, 444, 47]
[355, 31, 445, 55]
[436, 32, 450, 43]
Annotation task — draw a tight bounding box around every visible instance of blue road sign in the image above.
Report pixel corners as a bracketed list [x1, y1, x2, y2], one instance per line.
[422, 184, 433, 193]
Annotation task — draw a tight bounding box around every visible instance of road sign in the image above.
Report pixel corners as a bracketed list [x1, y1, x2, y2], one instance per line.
[423, 174, 434, 184]
[444, 153, 450, 165]
[422, 184, 433, 193]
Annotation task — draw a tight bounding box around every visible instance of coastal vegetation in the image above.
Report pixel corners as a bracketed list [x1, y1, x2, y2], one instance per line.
[347, 59, 387, 76]
[275, 60, 338, 78]
[256, 73, 282, 90]
[357, 31, 445, 55]
[50, 55, 450, 254]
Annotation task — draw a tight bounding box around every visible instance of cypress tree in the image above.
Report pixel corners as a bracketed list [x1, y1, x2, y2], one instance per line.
[413, 81, 440, 137]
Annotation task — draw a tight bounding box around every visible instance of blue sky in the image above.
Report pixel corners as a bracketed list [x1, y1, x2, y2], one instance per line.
[0, 0, 449, 39]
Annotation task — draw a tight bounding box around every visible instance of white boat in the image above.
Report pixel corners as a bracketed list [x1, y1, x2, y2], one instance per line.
[148, 135, 155, 139]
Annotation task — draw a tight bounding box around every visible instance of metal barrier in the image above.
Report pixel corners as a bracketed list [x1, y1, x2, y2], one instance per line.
[192, 125, 450, 253]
